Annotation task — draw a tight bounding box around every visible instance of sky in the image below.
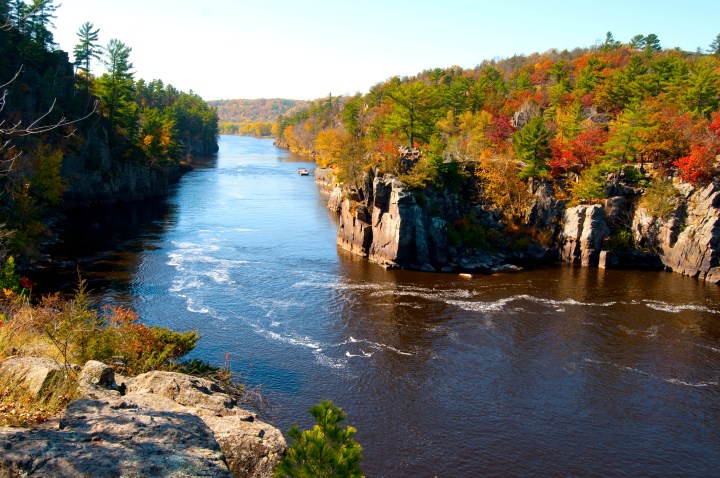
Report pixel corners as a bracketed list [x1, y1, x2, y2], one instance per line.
[52, 0, 720, 101]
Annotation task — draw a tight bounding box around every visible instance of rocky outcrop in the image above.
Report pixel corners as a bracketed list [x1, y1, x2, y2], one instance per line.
[337, 174, 449, 269]
[0, 399, 232, 478]
[0, 359, 285, 478]
[559, 204, 610, 267]
[633, 182, 720, 283]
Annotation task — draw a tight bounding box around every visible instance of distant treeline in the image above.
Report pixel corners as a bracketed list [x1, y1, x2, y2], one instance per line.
[209, 98, 309, 137]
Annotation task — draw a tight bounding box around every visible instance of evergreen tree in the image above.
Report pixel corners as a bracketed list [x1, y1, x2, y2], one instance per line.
[603, 100, 654, 165]
[27, 0, 57, 49]
[513, 115, 551, 180]
[94, 39, 136, 140]
[274, 400, 364, 478]
[709, 33, 720, 55]
[73, 21, 101, 76]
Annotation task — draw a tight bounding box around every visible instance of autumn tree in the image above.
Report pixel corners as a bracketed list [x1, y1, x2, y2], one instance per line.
[675, 113, 720, 186]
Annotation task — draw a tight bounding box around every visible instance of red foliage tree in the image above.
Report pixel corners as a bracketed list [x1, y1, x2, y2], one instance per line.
[675, 112, 720, 186]
[550, 124, 609, 175]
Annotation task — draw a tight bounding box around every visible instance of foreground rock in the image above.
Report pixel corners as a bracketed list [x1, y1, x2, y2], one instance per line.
[0, 357, 62, 398]
[0, 359, 285, 478]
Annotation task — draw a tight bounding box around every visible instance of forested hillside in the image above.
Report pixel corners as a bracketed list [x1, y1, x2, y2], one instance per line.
[276, 32, 720, 230]
[0, 0, 218, 262]
[209, 98, 309, 136]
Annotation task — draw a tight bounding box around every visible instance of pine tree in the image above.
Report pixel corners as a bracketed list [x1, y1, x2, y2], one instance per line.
[94, 39, 136, 140]
[274, 400, 364, 478]
[513, 115, 551, 180]
[73, 21, 101, 75]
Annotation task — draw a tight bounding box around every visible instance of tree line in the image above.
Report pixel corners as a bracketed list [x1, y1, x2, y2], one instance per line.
[276, 32, 720, 227]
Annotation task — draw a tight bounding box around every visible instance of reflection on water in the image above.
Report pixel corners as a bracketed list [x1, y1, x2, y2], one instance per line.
[43, 136, 720, 477]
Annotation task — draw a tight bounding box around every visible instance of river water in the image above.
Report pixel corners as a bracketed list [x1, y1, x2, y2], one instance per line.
[44, 136, 720, 477]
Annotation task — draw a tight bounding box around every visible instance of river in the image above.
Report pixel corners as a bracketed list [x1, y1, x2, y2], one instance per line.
[43, 136, 720, 477]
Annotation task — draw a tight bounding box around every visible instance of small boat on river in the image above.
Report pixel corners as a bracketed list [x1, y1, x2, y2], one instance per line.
[298, 168, 309, 176]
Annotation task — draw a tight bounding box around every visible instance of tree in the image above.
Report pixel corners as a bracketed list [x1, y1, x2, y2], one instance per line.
[602, 31, 621, 51]
[643, 33, 661, 53]
[630, 34, 646, 50]
[73, 21, 101, 76]
[513, 115, 551, 180]
[94, 39, 136, 139]
[603, 100, 655, 165]
[709, 33, 720, 55]
[26, 0, 57, 49]
[384, 80, 435, 147]
[274, 400, 364, 478]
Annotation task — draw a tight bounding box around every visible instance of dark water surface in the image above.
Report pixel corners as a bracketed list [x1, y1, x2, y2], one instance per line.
[44, 136, 720, 477]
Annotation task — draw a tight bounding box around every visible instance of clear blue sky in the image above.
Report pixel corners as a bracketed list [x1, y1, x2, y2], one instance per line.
[52, 0, 720, 101]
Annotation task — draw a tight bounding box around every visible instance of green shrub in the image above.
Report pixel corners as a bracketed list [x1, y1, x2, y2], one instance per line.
[640, 176, 681, 220]
[606, 230, 634, 251]
[571, 161, 620, 202]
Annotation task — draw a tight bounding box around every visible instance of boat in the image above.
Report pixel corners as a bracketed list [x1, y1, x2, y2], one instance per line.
[298, 168, 309, 176]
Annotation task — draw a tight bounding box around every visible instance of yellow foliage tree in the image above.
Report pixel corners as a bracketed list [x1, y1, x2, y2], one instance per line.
[314, 129, 350, 168]
[477, 155, 532, 224]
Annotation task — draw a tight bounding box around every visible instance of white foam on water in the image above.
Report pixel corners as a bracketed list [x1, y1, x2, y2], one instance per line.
[696, 344, 720, 354]
[202, 268, 233, 285]
[582, 358, 718, 388]
[186, 297, 210, 315]
[618, 325, 659, 338]
[169, 278, 203, 292]
[643, 300, 720, 314]
[314, 351, 347, 369]
[345, 350, 373, 358]
[291, 280, 387, 292]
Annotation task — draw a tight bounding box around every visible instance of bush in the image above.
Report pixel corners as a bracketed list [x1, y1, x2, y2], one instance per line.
[640, 176, 682, 219]
[571, 161, 619, 202]
[606, 230, 634, 251]
[275, 400, 364, 478]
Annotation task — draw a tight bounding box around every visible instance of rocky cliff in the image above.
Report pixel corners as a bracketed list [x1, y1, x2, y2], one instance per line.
[326, 166, 720, 284]
[60, 126, 194, 208]
[332, 169, 532, 272]
[0, 357, 285, 478]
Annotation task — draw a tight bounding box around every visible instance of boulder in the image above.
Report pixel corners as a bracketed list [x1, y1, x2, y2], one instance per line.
[78, 360, 115, 388]
[203, 413, 286, 478]
[0, 356, 62, 398]
[126, 370, 234, 413]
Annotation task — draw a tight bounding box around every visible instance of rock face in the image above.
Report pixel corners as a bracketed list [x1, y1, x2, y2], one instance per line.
[559, 204, 610, 267]
[0, 361, 286, 478]
[633, 182, 720, 282]
[337, 174, 448, 269]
